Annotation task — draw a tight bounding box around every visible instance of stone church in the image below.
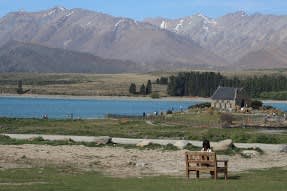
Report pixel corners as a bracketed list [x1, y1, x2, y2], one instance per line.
[211, 86, 250, 111]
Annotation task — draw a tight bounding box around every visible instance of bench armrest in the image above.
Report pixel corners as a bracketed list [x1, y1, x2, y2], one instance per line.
[216, 159, 228, 163]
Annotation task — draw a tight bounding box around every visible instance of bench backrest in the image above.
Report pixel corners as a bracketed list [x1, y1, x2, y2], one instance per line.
[185, 151, 217, 167]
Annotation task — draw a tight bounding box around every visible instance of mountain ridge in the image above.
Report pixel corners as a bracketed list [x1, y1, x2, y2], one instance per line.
[0, 7, 227, 72]
[1, 7, 287, 72]
[145, 11, 287, 69]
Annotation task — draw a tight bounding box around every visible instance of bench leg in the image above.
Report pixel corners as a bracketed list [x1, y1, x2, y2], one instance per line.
[224, 170, 228, 180]
[186, 170, 190, 179]
[196, 171, 199, 179]
[210, 171, 215, 179]
[214, 171, 218, 180]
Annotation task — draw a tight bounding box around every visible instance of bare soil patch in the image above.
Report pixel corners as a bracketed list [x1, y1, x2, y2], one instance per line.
[0, 144, 286, 177]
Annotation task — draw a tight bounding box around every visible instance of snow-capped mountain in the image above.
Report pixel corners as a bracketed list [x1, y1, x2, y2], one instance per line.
[145, 11, 287, 69]
[0, 7, 227, 72]
[1, 7, 287, 72]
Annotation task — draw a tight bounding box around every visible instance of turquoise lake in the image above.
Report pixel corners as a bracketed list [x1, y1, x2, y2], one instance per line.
[264, 102, 287, 113]
[0, 96, 201, 119]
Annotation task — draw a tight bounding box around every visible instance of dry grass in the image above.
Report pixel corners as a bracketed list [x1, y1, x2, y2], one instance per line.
[0, 73, 168, 96]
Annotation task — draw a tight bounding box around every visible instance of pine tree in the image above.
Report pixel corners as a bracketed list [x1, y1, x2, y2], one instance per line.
[146, 80, 152, 95]
[140, 84, 146, 95]
[156, 78, 160, 84]
[17, 80, 23, 94]
[129, 83, 137, 94]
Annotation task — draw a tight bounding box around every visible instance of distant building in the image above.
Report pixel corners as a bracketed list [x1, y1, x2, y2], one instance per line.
[211, 86, 250, 111]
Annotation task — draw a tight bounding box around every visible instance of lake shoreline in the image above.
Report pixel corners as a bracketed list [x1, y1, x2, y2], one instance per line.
[0, 94, 202, 119]
[262, 100, 287, 104]
[1, 93, 286, 104]
[0, 93, 211, 102]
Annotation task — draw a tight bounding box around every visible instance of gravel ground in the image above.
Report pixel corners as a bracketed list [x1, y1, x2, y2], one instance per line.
[0, 144, 286, 177]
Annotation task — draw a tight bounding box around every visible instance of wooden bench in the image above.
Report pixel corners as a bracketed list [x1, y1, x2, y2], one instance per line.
[185, 151, 228, 180]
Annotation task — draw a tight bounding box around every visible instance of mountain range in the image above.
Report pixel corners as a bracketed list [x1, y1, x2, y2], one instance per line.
[145, 11, 287, 69]
[0, 7, 287, 73]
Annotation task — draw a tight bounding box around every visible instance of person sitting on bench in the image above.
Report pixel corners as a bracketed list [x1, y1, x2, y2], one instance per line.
[200, 139, 214, 177]
[201, 139, 212, 152]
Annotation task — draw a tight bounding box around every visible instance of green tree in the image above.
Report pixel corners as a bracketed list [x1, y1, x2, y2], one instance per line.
[251, 100, 263, 109]
[129, 83, 137, 94]
[140, 84, 146, 95]
[167, 76, 177, 96]
[159, 77, 168, 84]
[146, 80, 152, 95]
[156, 78, 160, 84]
[16, 80, 23, 94]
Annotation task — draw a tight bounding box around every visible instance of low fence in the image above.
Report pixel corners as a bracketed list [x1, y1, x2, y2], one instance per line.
[106, 114, 143, 119]
[106, 113, 167, 120]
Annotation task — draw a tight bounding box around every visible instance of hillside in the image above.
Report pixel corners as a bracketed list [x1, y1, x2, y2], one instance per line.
[0, 41, 139, 73]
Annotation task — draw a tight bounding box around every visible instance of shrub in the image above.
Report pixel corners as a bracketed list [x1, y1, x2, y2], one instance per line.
[166, 110, 173, 114]
[164, 143, 178, 151]
[207, 107, 214, 115]
[150, 92, 160, 99]
[220, 113, 233, 128]
[262, 105, 275, 110]
[188, 102, 211, 109]
[251, 100, 263, 109]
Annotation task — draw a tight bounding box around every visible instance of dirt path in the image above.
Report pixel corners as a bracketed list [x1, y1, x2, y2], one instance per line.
[0, 144, 286, 177]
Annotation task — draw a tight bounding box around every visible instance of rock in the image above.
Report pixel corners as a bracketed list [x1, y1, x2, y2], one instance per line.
[128, 161, 136, 166]
[173, 140, 189, 149]
[93, 136, 111, 145]
[280, 145, 287, 153]
[136, 162, 147, 168]
[136, 140, 151, 147]
[212, 139, 233, 151]
[241, 150, 259, 158]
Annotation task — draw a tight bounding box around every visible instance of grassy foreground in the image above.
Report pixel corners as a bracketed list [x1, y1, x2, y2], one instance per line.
[0, 115, 286, 144]
[0, 167, 286, 191]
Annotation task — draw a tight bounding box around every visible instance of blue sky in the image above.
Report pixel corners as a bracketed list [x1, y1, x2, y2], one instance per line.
[1, 0, 287, 20]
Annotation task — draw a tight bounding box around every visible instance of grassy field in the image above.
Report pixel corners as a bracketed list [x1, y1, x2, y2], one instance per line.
[0, 73, 168, 96]
[0, 112, 286, 144]
[0, 167, 286, 191]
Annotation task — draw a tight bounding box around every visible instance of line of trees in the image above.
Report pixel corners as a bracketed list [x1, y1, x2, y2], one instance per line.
[155, 77, 168, 85]
[167, 72, 223, 97]
[129, 80, 152, 95]
[166, 72, 287, 98]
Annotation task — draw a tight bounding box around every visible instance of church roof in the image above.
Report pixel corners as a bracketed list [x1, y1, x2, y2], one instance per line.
[211, 86, 242, 100]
